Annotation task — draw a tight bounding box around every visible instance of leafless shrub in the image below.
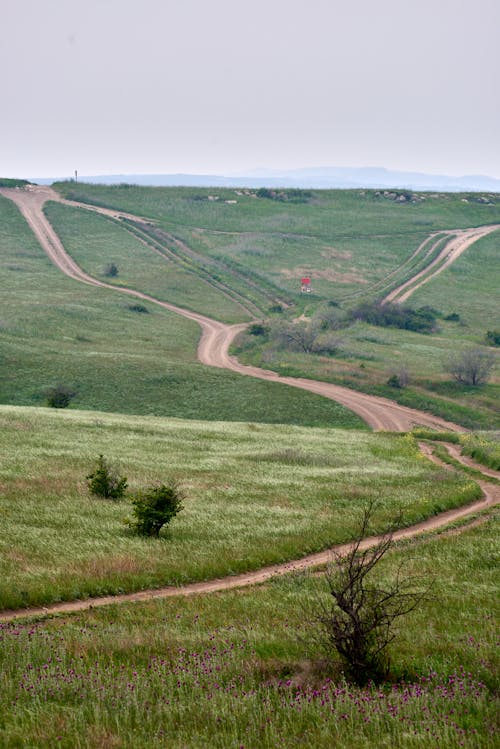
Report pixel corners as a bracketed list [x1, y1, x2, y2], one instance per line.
[311, 502, 429, 685]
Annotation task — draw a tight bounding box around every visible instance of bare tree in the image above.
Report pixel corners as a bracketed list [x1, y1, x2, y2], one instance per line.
[312, 502, 429, 685]
[272, 320, 319, 354]
[446, 347, 495, 386]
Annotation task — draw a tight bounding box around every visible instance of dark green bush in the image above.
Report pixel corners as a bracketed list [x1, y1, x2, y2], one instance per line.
[350, 301, 438, 333]
[126, 480, 185, 537]
[45, 383, 77, 408]
[486, 330, 500, 346]
[103, 262, 119, 277]
[248, 323, 268, 336]
[86, 455, 128, 499]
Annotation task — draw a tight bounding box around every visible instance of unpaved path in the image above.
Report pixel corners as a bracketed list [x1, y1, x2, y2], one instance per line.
[0, 444, 498, 623]
[383, 224, 500, 304]
[0, 185, 470, 432]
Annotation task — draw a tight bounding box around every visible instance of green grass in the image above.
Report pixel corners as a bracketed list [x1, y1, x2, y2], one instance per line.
[48, 184, 499, 426]
[0, 513, 497, 748]
[44, 201, 251, 324]
[0, 405, 480, 610]
[0, 194, 364, 428]
[233, 228, 500, 429]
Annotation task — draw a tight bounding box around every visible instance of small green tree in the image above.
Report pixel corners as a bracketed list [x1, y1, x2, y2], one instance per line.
[87, 455, 127, 499]
[103, 262, 119, 277]
[45, 383, 77, 408]
[126, 480, 185, 537]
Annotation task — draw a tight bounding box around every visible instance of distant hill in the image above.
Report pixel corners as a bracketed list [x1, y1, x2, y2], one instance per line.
[31, 166, 500, 192]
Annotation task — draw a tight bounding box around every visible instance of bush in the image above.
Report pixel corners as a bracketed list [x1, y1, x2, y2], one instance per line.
[445, 348, 495, 386]
[45, 383, 77, 408]
[86, 455, 128, 499]
[126, 480, 185, 537]
[103, 262, 119, 277]
[126, 303, 149, 314]
[486, 330, 500, 346]
[350, 302, 438, 333]
[386, 366, 410, 389]
[248, 323, 268, 336]
[311, 502, 428, 685]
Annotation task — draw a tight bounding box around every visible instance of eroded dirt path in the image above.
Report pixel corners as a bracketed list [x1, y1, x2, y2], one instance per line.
[0, 185, 469, 432]
[0, 444, 497, 623]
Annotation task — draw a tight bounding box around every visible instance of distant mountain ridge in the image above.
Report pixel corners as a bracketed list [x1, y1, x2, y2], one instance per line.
[31, 166, 500, 192]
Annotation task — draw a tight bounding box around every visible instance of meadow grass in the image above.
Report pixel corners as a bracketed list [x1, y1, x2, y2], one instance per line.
[0, 513, 497, 747]
[234, 228, 500, 428]
[48, 184, 499, 426]
[53, 183, 500, 306]
[0, 405, 480, 610]
[44, 201, 250, 324]
[0, 194, 364, 428]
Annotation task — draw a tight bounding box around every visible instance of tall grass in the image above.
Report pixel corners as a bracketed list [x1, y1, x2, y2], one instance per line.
[0, 406, 480, 610]
[0, 514, 497, 747]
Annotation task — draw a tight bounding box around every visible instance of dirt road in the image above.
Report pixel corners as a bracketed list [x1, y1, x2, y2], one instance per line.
[1, 185, 474, 432]
[383, 224, 500, 304]
[0, 443, 497, 623]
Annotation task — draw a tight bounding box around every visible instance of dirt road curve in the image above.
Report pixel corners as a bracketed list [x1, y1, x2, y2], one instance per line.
[0, 444, 498, 623]
[2, 185, 476, 432]
[384, 225, 500, 304]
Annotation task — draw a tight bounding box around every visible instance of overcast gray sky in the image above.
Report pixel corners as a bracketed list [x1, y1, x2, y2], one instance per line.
[2, 0, 499, 179]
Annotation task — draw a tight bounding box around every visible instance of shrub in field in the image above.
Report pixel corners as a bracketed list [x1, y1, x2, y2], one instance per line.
[126, 303, 149, 314]
[386, 366, 410, 389]
[44, 383, 77, 408]
[126, 480, 185, 537]
[445, 347, 495, 386]
[311, 502, 428, 685]
[103, 262, 119, 277]
[486, 329, 500, 346]
[87, 454, 127, 499]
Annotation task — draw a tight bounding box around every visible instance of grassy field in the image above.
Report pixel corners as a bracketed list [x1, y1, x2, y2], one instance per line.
[53, 182, 500, 301]
[0, 405, 480, 611]
[46, 183, 500, 426]
[43, 201, 251, 324]
[2, 185, 499, 426]
[1, 512, 497, 747]
[233, 227, 500, 429]
[0, 194, 364, 428]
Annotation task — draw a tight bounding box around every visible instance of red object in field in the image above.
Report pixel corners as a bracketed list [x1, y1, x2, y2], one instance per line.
[301, 277, 311, 285]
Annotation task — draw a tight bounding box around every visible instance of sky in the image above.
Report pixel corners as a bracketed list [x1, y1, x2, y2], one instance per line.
[2, 0, 500, 179]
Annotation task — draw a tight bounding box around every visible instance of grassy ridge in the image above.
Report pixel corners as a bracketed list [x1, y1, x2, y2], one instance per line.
[0, 513, 497, 747]
[44, 201, 251, 323]
[0, 194, 364, 428]
[0, 405, 479, 610]
[53, 183, 500, 304]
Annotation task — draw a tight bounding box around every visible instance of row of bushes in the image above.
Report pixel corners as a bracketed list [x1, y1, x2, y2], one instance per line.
[350, 302, 439, 333]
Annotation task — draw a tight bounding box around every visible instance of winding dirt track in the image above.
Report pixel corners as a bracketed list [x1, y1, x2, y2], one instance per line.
[0, 185, 475, 432]
[0, 444, 498, 623]
[1, 186, 499, 622]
